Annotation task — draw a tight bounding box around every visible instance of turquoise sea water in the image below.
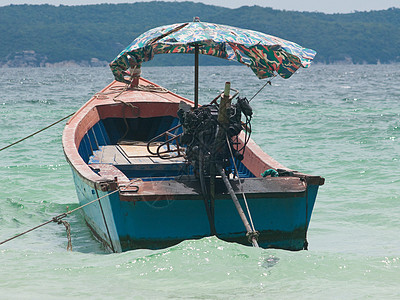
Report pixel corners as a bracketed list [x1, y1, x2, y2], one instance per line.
[0, 64, 399, 299]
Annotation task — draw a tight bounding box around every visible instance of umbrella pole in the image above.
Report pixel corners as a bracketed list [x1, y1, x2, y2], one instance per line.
[194, 44, 199, 108]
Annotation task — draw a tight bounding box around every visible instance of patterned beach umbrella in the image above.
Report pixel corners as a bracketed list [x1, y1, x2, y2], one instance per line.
[110, 18, 316, 84]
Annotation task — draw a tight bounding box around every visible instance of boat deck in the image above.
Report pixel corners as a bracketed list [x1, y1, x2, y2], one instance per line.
[88, 141, 190, 180]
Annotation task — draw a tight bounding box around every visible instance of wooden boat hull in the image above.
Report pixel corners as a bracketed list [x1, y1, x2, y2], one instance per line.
[70, 167, 320, 252]
[63, 78, 324, 252]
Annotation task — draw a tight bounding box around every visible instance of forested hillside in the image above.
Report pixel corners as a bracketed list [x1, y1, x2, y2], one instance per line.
[0, 2, 399, 67]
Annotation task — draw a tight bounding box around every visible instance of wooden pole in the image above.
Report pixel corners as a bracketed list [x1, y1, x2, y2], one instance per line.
[218, 82, 231, 123]
[218, 166, 259, 248]
[214, 82, 231, 154]
[194, 44, 199, 108]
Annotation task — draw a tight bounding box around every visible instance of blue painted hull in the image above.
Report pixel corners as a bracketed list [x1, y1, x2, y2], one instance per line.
[71, 166, 319, 252]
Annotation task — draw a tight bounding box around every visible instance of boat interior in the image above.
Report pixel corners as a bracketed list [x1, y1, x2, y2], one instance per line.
[79, 116, 255, 181]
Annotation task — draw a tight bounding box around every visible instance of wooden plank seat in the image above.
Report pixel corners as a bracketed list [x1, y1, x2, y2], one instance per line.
[88, 142, 189, 179]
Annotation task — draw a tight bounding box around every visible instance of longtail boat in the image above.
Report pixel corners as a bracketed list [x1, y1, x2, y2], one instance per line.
[62, 19, 324, 252]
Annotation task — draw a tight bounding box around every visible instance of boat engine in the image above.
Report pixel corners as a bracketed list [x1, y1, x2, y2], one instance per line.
[177, 97, 252, 176]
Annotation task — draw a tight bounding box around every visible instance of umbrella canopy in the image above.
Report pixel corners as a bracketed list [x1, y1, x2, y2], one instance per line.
[110, 18, 316, 84]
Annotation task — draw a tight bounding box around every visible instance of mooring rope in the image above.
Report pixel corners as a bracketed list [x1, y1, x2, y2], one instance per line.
[0, 83, 166, 153]
[0, 188, 121, 250]
[16, 177, 139, 250]
[0, 112, 75, 152]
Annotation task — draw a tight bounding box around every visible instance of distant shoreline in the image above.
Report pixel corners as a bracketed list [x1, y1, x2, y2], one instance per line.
[1, 60, 399, 68]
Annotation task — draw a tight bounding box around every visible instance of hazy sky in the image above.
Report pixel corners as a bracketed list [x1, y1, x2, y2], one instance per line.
[0, 0, 399, 13]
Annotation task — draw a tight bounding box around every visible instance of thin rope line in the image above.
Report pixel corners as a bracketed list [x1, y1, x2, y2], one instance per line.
[0, 188, 120, 247]
[225, 135, 256, 232]
[0, 112, 75, 152]
[248, 75, 276, 102]
[66, 188, 120, 215]
[0, 176, 146, 247]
